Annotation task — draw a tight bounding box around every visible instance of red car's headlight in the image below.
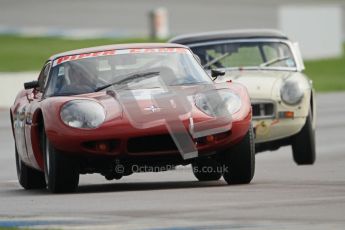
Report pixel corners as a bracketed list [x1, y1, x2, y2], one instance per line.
[60, 100, 106, 129]
[195, 89, 241, 117]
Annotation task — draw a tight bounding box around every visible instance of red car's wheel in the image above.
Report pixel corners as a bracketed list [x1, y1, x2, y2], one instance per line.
[42, 131, 80, 193]
[222, 124, 255, 185]
[192, 158, 222, 181]
[15, 145, 46, 190]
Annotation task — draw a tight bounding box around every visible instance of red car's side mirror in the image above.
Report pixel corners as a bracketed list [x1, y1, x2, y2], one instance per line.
[24, 80, 39, 90]
[211, 69, 225, 78]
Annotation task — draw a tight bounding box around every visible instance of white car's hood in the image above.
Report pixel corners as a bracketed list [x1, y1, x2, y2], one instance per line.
[216, 70, 294, 99]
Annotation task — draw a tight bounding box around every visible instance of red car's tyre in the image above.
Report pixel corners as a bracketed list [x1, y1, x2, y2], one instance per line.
[42, 132, 79, 193]
[292, 111, 316, 165]
[15, 146, 46, 190]
[192, 158, 222, 181]
[222, 124, 255, 185]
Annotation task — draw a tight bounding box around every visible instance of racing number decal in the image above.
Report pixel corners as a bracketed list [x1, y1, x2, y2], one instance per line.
[115, 71, 232, 160]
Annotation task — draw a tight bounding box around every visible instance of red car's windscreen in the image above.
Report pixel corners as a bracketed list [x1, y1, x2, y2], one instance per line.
[45, 48, 212, 96]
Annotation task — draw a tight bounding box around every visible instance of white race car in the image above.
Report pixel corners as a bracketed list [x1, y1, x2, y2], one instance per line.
[170, 29, 316, 165]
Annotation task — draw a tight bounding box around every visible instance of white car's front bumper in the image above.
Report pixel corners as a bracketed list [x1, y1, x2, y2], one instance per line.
[251, 88, 312, 143]
[253, 117, 306, 143]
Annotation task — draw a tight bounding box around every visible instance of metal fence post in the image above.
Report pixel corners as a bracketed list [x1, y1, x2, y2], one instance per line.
[149, 7, 169, 40]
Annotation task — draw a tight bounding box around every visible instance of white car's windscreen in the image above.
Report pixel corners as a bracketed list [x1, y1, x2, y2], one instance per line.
[190, 42, 297, 70]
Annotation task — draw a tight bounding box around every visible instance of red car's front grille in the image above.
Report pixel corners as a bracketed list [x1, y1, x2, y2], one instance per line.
[127, 134, 178, 153]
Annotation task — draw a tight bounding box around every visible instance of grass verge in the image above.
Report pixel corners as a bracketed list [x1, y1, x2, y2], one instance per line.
[0, 227, 18, 230]
[0, 35, 161, 72]
[0, 35, 344, 91]
[304, 47, 345, 92]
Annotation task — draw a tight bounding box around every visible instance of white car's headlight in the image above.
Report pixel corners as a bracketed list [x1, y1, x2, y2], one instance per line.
[195, 90, 241, 117]
[60, 100, 106, 129]
[280, 81, 304, 105]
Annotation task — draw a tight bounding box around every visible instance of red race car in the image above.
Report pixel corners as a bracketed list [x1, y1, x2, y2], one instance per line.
[10, 43, 254, 193]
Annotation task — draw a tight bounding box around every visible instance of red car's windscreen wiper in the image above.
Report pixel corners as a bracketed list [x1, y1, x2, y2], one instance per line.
[94, 71, 159, 92]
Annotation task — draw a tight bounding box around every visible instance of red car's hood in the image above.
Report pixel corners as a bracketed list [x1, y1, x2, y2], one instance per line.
[84, 84, 228, 125]
[41, 81, 249, 133]
[63, 83, 232, 112]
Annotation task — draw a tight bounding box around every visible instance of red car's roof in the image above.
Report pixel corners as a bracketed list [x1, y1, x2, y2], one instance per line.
[49, 43, 189, 61]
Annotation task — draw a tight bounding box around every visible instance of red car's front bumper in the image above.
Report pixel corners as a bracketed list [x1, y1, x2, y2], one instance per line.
[46, 111, 251, 158]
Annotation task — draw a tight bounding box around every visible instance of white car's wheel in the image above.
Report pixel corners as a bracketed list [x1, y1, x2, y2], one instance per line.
[292, 111, 316, 165]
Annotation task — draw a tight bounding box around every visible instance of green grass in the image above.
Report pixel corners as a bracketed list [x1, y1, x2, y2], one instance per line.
[0, 35, 162, 72]
[0, 228, 27, 230]
[304, 46, 345, 91]
[0, 35, 344, 91]
[0, 225, 53, 230]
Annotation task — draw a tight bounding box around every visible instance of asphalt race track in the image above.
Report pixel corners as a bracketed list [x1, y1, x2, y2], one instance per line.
[0, 92, 344, 230]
